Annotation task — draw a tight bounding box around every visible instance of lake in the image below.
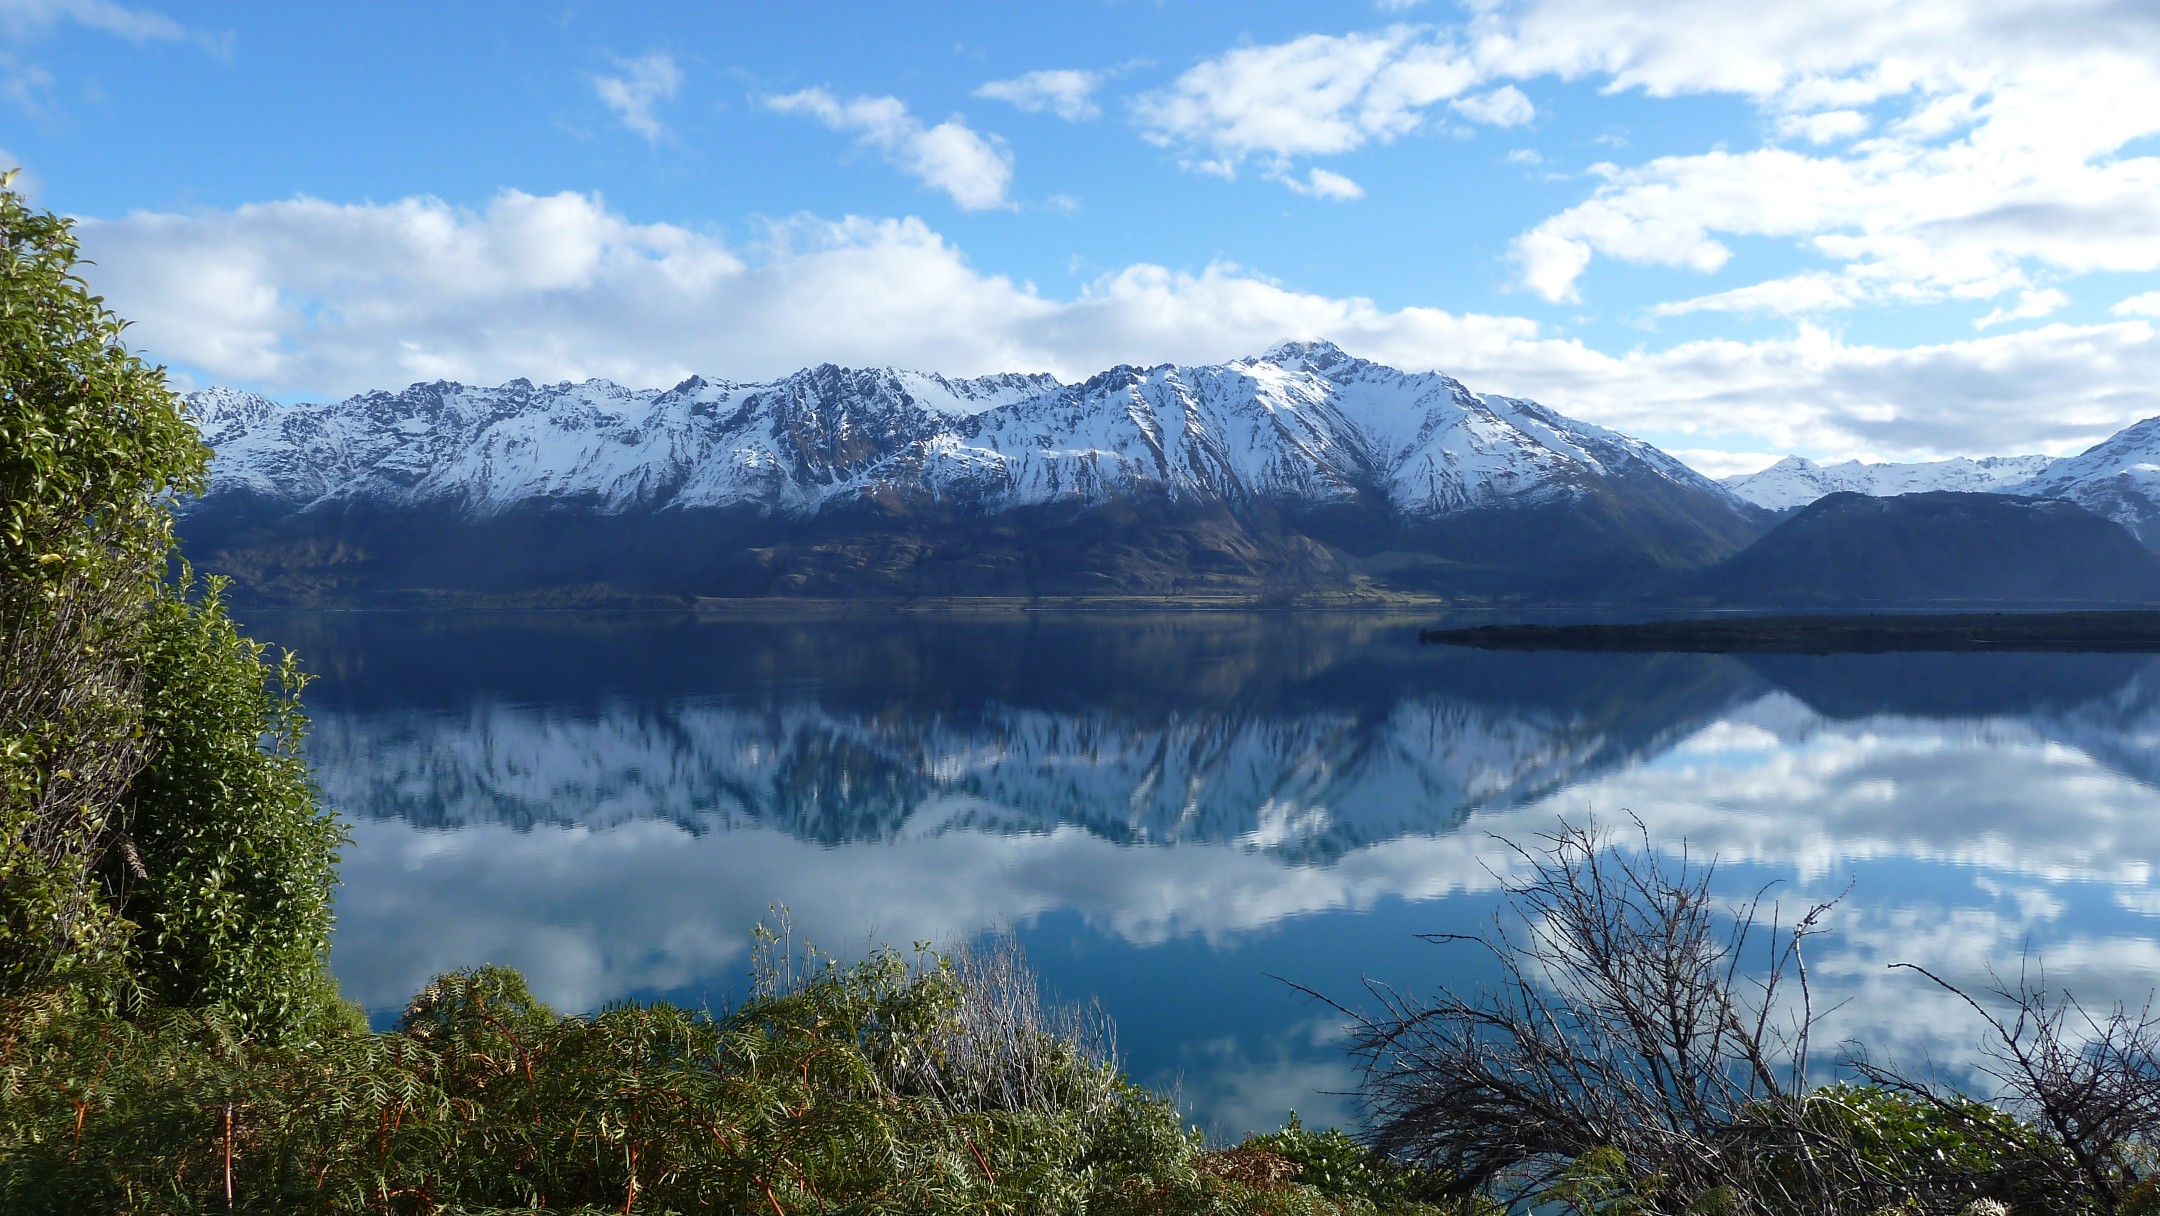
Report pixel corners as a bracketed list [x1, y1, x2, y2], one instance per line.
[254, 610, 2160, 1140]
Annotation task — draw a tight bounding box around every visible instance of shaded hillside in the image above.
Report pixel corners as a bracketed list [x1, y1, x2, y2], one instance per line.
[1687, 491, 2160, 608]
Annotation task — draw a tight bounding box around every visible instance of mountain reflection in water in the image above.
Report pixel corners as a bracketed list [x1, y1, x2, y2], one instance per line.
[262, 611, 2160, 1138]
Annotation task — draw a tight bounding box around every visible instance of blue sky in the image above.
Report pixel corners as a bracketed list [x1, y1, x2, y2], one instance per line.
[8, 0, 2160, 474]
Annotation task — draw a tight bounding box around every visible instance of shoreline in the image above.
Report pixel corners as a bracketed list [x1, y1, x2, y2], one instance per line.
[1421, 609, 2160, 653]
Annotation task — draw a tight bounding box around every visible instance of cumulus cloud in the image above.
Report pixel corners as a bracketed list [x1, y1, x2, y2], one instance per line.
[1478, 0, 2160, 307]
[1776, 108, 1869, 144]
[1146, 4, 2160, 323]
[2115, 290, 2160, 317]
[766, 88, 1013, 210]
[72, 191, 2160, 459]
[1450, 84, 1535, 127]
[1131, 27, 1478, 187]
[975, 68, 1101, 121]
[589, 52, 681, 142]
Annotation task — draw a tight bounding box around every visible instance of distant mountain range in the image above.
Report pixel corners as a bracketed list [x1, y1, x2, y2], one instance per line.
[1721, 427, 2160, 549]
[179, 342, 1762, 604]
[178, 343, 2160, 608]
[1722, 455, 2057, 512]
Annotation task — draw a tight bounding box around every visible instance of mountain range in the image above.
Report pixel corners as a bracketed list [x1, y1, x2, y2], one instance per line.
[178, 342, 2160, 607]
[179, 342, 1763, 604]
[1721, 433, 2160, 549]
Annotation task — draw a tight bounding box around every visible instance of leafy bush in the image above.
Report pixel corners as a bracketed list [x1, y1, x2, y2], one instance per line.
[0, 172, 344, 1037]
[123, 571, 347, 1040]
[0, 170, 207, 999]
[0, 931, 1460, 1215]
[1242, 1112, 1469, 1210]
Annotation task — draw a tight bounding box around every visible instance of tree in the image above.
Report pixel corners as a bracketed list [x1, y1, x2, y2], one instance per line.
[0, 171, 343, 1035]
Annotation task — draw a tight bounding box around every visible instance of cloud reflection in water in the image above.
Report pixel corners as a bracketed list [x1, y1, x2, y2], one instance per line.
[281, 613, 2160, 1134]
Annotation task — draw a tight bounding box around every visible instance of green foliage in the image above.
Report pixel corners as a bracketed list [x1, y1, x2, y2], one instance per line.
[0, 168, 207, 998]
[1242, 1113, 1467, 1211]
[0, 171, 206, 579]
[1787, 1083, 2079, 1215]
[0, 171, 343, 1039]
[123, 571, 346, 1040]
[0, 939, 1466, 1215]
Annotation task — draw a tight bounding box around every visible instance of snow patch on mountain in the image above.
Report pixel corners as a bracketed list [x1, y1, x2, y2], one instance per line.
[1723, 454, 2059, 512]
[183, 342, 1748, 524]
[2014, 416, 2160, 547]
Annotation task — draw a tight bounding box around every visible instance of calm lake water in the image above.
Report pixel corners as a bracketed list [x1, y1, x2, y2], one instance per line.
[253, 610, 2160, 1139]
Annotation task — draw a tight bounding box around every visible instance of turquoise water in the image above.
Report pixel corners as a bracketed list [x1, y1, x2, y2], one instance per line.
[259, 611, 2160, 1138]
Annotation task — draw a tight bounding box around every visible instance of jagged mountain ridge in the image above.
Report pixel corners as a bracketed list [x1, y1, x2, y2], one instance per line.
[180, 342, 1764, 603]
[1720, 421, 2160, 553]
[1723, 454, 2057, 513]
[2013, 415, 2160, 549]
[189, 342, 1746, 522]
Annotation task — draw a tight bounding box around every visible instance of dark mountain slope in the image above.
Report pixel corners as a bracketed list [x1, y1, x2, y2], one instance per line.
[1689, 491, 2160, 608]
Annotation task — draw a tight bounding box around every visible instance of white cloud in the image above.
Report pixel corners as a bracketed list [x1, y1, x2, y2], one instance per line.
[1974, 287, 2067, 329]
[1776, 108, 1869, 144]
[1279, 166, 1365, 201]
[0, 0, 219, 112]
[1476, 0, 2160, 309]
[2115, 291, 2160, 317]
[975, 68, 1100, 121]
[1131, 27, 1478, 190]
[1149, 5, 2160, 323]
[0, 49, 49, 111]
[1451, 84, 1534, 127]
[1653, 271, 1857, 318]
[0, 0, 189, 44]
[765, 88, 1013, 210]
[589, 52, 681, 143]
[73, 191, 2160, 460]
[1667, 449, 1788, 479]
[1505, 147, 1542, 165]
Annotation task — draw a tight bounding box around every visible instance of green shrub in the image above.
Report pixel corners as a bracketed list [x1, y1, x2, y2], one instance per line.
[0, 172, 347, 1040]
[121, 571, 347, 1041]
[0, 170, 208, 1000]
[1242, 1113, 1467, 1210]
[0, 937, 1483, 1214]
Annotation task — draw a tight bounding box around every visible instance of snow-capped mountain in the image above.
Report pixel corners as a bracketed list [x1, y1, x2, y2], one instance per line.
[188, 341, 1745, 523]
[1722, 454, 2058, 512]
[2009, 415, 2160, 548]
[1718, 416, 2160, 553]
[179, 342, 1764, 604]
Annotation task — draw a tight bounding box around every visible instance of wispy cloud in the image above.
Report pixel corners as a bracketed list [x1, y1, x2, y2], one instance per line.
[975, 68, 1101, 121]
[765, 88, 1013, 210]
[1975, 288, 2068, 330]
[1279, 166, 1364, 201]
[0, 0, 221, 114]
[590, 52, 682, 143]
[0, 0, 191, 44]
